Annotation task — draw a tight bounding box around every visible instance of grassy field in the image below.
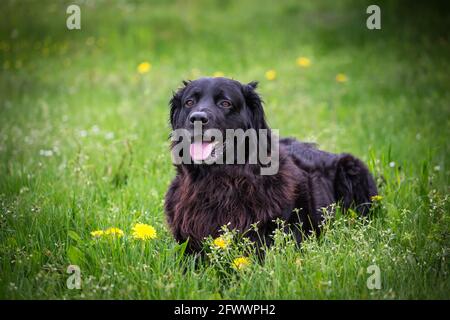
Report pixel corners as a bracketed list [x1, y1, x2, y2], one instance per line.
[0, 0, 449, 299]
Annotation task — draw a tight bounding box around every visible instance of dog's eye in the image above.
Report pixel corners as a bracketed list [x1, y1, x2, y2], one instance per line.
[185, 99, 195, 108]
[220, 101, 232, 108]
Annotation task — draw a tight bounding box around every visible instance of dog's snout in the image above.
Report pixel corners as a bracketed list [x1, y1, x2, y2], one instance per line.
[189, 111, 209, 124]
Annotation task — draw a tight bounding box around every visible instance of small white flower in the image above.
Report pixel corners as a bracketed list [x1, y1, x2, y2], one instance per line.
[389, 161, 395, 168]
[434, 165, 441, 172]
[79, 130, 88, 138]
[105, 132, 115, 140]
[39, 149, 53, 157]
[91, 125, 100, 134]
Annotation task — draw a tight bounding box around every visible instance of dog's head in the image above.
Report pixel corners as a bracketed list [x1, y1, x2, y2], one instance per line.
[169, 77, 270, 163]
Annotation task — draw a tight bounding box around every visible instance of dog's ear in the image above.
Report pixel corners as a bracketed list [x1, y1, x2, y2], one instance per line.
[247, 81, 258, 90]
[242, 81, 269, 130]
[169, 81, 190, 129]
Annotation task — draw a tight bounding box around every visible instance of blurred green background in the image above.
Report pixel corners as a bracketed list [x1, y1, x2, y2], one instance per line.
[0, 0, 449, 299]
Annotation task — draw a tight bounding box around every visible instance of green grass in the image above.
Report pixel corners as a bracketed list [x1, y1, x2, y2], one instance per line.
[0, 0, 449, 299]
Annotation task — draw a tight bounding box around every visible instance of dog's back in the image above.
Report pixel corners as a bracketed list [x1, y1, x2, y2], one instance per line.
[281, 137, 378, 216]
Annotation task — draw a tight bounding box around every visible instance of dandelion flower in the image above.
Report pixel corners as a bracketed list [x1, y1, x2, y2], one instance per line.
[104, 227, 124, 237]
[137, 61, 151, 74]
[296, 57, 311, 68]
[232, 256, 250, 270]
[91, 230, 105, 237]
[265, 69, 276, 81]
[335, 73, 348, 83]
[132, 223, 157, 240]
[371, 195, 383, 202]
[212, 71, 225, 77]
[213, 236, 229, 249]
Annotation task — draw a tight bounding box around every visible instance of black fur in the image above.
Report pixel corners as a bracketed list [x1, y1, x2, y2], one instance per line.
[165, 77, 378, 253]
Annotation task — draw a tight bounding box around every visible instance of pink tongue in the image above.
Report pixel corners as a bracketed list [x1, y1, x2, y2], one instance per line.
[190, 142, 214, 161]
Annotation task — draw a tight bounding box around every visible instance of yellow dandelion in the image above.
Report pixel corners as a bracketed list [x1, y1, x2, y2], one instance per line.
[212, 71, 225, 78]
[296, 57, 311, 68]
[91, 230, 105, 237]
[371, 195, 383, 202]
[232, 256, 250, 270]
[104, 227, 124, 237]
[213, 236, 229, 249]
[265, 69, 276, 81]
[335, 73, 348, 83]
[132, 223, 157, 240]
[137, 61, 151, 74]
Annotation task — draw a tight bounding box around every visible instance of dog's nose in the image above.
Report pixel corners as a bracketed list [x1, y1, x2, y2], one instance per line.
[189, 111, 209, 124]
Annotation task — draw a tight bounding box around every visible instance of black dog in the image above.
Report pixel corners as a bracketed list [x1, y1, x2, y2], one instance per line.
[165, 77, 377, 253]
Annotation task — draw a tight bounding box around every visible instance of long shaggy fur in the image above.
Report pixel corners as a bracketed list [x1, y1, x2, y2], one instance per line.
[165, 78, 378, 253]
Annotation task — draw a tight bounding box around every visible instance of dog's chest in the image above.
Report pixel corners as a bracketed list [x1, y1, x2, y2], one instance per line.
[173, 171, 294, 240]
[184, 175, 262, 217]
